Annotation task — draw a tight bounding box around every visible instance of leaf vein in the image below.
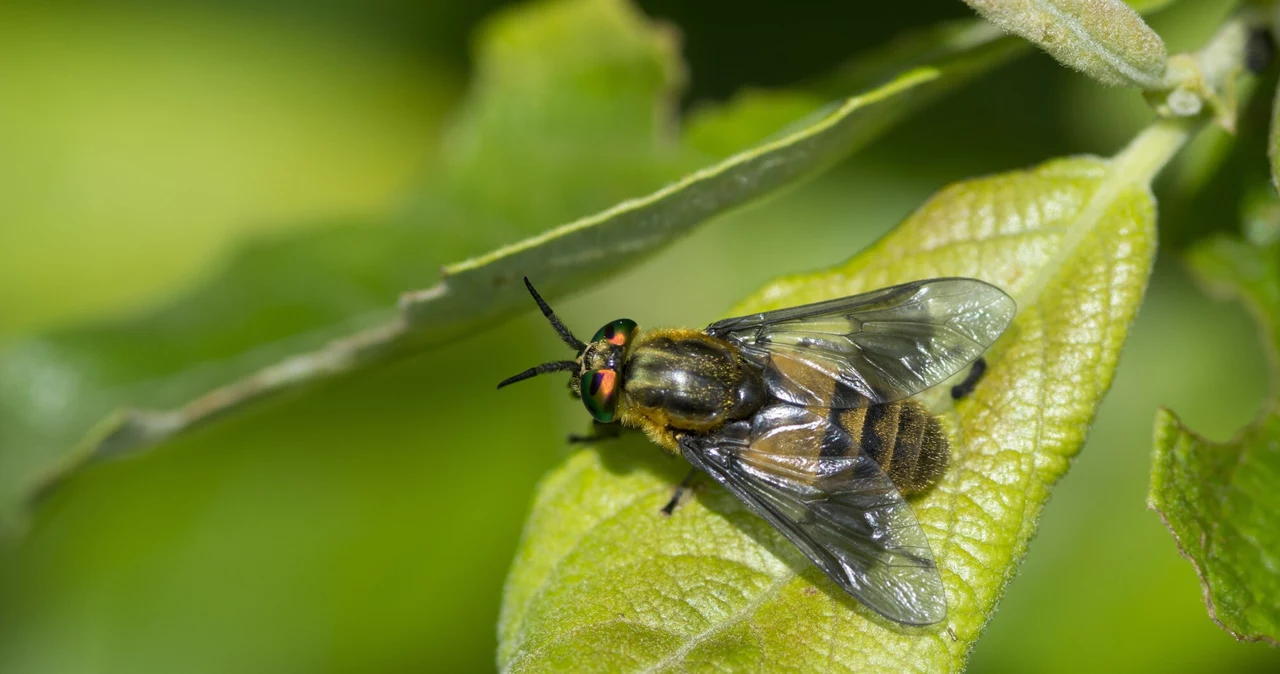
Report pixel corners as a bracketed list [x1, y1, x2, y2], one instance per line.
[639, 574, 793, 674]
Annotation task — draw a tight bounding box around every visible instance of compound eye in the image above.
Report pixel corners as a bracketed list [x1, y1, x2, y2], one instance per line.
[591, 318, 639, 347]
[580, 369, 619, 423]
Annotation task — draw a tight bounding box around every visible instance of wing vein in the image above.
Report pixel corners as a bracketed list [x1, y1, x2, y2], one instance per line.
[713, 278, 1015, 408]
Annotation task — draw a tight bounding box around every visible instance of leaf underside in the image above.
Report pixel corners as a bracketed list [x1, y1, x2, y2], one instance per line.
[961, 0, 1168, 88]
[499, 153, 1159, 672]
[1149, 236, 1280, 645]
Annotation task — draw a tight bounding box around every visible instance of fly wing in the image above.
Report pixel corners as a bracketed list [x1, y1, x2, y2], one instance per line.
[706, 278, 1015, 408]
[680, 403, 946, 626]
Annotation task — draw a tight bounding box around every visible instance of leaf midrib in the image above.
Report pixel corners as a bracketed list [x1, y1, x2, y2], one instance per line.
[1023, 0, 1164, 87]
[1014, 120, 1187, 311]
[639, 574, 793, 674]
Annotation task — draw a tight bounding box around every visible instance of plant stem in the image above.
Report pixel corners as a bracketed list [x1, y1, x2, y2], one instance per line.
[1112, 117, 1196, 187]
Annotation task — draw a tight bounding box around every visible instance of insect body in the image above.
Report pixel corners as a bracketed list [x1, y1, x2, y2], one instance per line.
[499, 277, 1016, 626]
[608, 328, 763, 447]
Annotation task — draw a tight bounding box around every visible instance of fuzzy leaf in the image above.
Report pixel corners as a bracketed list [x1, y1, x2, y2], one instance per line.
[962, 0, 1168, 88]
[1149, 236, 1280, 645]
[0, 0, 1020, 530]
[499, 121, 1191, 672]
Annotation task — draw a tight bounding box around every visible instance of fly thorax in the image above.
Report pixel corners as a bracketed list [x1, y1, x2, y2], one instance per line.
[624, 333, 746, 431]
[726, 359, 765, 421]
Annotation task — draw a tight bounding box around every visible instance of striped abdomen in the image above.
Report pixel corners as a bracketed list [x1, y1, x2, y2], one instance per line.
[834, 401, 948, 496]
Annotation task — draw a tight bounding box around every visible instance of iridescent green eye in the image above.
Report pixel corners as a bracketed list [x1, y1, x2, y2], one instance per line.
[580, 369, 619, 423]
[591, 318, 639, 348]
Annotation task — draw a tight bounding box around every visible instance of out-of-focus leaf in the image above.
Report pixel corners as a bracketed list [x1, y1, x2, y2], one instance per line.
[810, 18, 1015, 98]
[498, 120, 1192, 672]
[0, 0, 685, 528]
[1149, 236, 1280, 645]
[1270, 78, 1280, 193]
[683, 15, 1022, 159]
[404, 66, 934, 339]
[1171, 124, 1236, 196]
[1243, 188, 1280, 247]
[962, 0, 1168, 88]
[1128, 0, 1179, 11]
[0, 3, 457, 338]
[0, 0, 1025, 529]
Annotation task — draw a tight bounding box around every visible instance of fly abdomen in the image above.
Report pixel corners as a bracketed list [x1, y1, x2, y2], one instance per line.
[837, 401, 948, 496]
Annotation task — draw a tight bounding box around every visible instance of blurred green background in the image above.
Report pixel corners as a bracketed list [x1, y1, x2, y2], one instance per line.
[2, 0, 1279, 672]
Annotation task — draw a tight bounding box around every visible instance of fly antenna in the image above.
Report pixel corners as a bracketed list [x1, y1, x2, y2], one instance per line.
[496, 360, 579, 389]
[523, 277, 586, 351]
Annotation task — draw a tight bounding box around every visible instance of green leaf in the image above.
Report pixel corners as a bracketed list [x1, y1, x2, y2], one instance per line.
[810, 18, 1016, 99]
[1270, 78, 1280, 194]
[0, 0, 1020, 529]
[0, 0, 685, 528]
[1148, 236, 1280, 645]
[0, 4, 458, 339]
[682, 15, 1021, 160]
[498, 120, 1192, 672]
[962, 0, 1168, 88]
[1128, 0, 1180, 11]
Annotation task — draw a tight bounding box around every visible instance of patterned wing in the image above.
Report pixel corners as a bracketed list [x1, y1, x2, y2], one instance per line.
[680, 403, 946, 625]
[706, 277, 1015, 408]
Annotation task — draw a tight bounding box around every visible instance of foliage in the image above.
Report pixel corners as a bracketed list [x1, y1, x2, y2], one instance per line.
[499, 129, 1179, 671]
[0, 0, 1014, 531]
[0, 0, 675, 529]
[2, 0, 1280, 672]
[1150, 236, 1280, 645]
[962, 0, 1168, 87]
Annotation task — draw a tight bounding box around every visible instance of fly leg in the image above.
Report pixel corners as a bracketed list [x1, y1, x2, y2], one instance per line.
[567, 421, 622, 444]
[660, 469, 698, 516]
[950, 356, 987, 400]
